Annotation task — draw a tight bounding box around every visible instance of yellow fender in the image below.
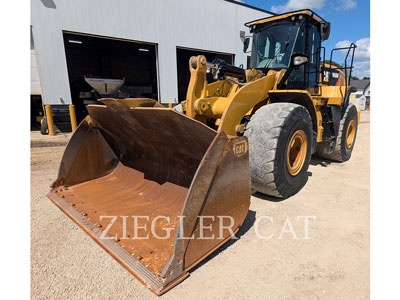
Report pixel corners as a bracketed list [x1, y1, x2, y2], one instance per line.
[218, 71, 281, 135]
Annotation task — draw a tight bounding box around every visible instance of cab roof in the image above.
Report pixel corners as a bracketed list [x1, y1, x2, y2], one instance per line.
[245, 9, 327, 27]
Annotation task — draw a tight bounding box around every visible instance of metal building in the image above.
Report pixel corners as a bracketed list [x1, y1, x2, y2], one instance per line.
[31, 0, 273, 124]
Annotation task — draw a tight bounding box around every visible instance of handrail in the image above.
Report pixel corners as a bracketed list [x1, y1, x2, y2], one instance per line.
[328, 43, 357, 92]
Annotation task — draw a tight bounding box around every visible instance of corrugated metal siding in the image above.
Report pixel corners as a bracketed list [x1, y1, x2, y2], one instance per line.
[31, 0, 271, 104]
[31, 50, 42, 95]
[31, 28, 42, 95]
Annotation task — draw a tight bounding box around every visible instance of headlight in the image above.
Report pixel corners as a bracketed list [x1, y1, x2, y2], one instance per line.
[293, 56, 308, 66]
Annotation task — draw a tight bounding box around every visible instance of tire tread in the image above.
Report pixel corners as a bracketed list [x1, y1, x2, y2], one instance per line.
[245, 103, 312, 197]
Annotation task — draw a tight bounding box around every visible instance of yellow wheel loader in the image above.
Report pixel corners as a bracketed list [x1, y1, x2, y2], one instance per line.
[47, 9, 358, 295]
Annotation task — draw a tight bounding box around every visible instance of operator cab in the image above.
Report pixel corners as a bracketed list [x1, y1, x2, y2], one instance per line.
[245, 10, 330, 91]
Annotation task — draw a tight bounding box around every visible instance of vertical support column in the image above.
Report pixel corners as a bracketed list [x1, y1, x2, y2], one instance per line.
[157, 44, 178, 103]
[69, 104, 77, 132]
[44, 105, 55, 136]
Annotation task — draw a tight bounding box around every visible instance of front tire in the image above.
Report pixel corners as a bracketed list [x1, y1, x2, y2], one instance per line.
[244, 103, 313, 198]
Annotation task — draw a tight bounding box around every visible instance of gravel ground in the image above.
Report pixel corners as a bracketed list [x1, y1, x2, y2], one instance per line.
[31, 111, 369, 299]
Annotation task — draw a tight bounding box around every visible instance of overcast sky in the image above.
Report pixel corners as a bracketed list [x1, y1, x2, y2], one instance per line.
[240, 0, 370, 78]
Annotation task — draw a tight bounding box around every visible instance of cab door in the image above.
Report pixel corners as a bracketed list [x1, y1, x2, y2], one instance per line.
[306, 23, 321, 94]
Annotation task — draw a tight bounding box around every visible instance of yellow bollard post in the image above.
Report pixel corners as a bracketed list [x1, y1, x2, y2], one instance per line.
[69, 104, 77, 132]
[44, 105, 55, 136]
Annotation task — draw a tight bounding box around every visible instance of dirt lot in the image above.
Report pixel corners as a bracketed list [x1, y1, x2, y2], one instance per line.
[31, 111, 369, 300]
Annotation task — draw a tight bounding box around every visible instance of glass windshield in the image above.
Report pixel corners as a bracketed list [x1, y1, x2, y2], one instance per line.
[250, 21, 302, 69]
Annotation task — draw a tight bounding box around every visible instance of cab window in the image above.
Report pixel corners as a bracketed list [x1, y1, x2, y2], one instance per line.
[307, 25, 321, 88]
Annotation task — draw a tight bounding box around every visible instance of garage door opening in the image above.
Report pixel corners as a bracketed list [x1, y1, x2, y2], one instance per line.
[31, 95, 43, 130]
[176, 47, 234, 102]
[63, 32, 159, 122]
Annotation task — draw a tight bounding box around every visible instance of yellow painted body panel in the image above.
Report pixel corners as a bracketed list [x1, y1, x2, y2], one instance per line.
[246, 10, 324, 27]
[319, 86, 345, 105]
[219, 71, 279, 135]
[189, 71, 281, 135]
[185, 56, 208, 119]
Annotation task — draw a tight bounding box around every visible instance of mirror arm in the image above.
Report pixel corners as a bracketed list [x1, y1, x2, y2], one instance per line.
[277, 64, 295, 89]
[277, 54, 308, 89]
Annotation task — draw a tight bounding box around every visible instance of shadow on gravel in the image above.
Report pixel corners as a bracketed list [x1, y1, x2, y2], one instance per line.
[191, 210, 256, 272]
[253, 192, 285, 202]
[310, 155, 332, 167]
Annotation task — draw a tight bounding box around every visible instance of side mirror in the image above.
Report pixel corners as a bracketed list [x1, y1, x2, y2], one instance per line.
[243, 37, 250, 53]
[292, 54, 308, 66]
[320, 22, 331, 41]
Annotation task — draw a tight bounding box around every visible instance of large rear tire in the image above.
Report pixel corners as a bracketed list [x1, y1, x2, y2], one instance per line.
[317, 104, 358, 162]
[244, 103, 313, 198]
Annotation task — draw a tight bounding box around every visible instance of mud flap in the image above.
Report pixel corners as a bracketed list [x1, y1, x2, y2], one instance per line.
[47, 99, 251, 295]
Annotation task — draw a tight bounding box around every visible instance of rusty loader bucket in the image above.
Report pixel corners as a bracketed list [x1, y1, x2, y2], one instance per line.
[47, 99, 251, 295]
